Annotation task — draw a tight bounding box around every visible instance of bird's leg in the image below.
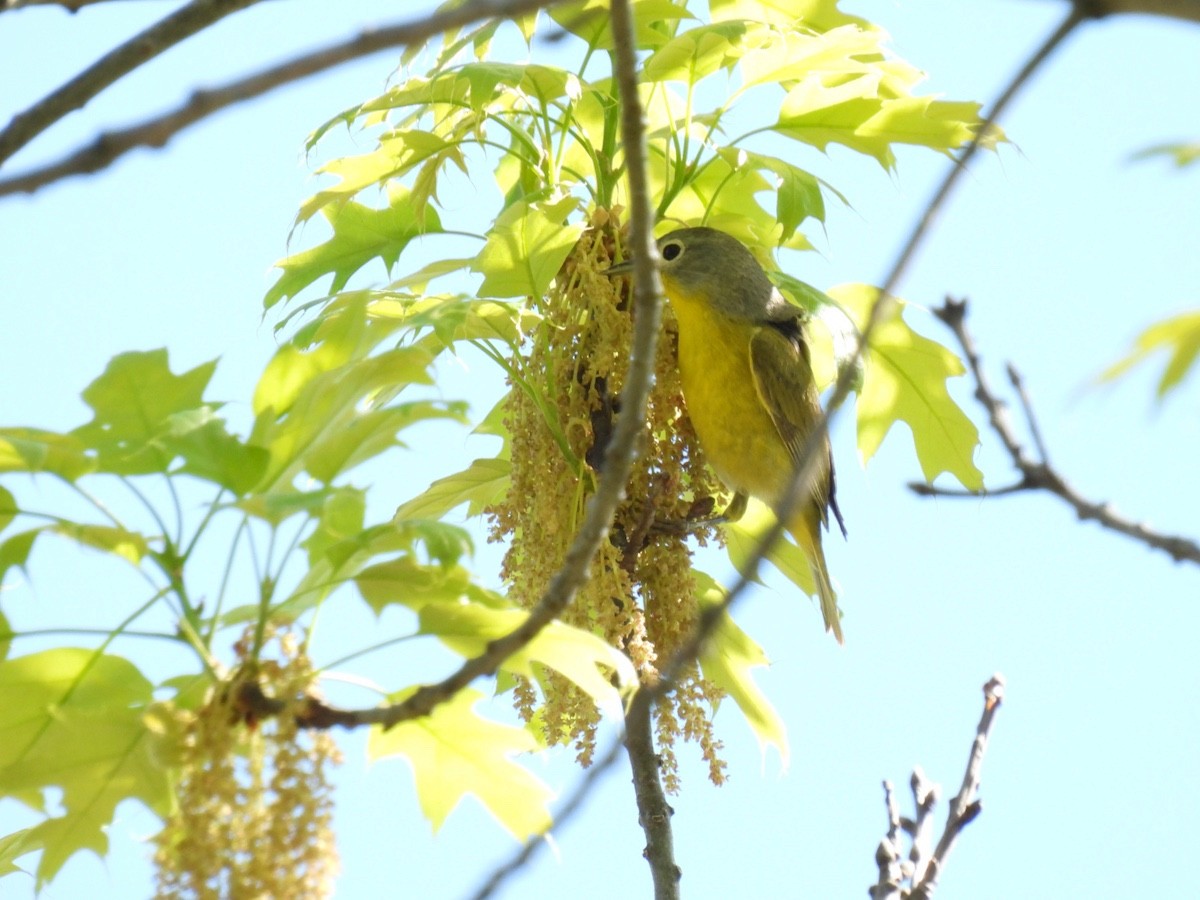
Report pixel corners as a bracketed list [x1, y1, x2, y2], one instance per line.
[651, 491, 749, 535]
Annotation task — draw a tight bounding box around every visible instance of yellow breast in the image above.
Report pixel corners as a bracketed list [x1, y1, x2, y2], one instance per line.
[667, 284, 792, 505]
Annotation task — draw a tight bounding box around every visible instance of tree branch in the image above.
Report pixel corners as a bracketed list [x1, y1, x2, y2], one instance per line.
[1067, 0, 1200, 24]
[625, 691, 680, 900]
[909, 675, 1005, 900]
[870, 675, 1005, 900]
[2, 20, 494, 196]
[910, 298, 1200, 566]
[0, 0, 574, 170]
[0, 0, 265, 167]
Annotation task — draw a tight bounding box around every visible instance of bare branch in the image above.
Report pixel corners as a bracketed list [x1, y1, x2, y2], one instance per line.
[909, 674, 1005, 900]
[916, 298, 1200, 566]
[1071, 0, 1200, 23]
[871, 675, 1005, 900]
[0, 0, 265, 167]
[3, 20, 500, 196]
[0, 0, 573, 170]
[2, 0, 120, 11]
[625, 693, 680, 900]
[870, 781, 905, 900]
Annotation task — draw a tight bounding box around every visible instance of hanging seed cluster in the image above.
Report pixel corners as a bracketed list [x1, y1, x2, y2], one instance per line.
[153, 629, 342, 899]
[488, 210, 729, 788]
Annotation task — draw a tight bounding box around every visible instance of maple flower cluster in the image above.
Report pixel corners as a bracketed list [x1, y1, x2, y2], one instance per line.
[488, 212, 729, 788]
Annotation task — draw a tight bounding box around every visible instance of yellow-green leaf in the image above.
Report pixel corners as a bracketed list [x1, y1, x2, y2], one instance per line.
[0, 429, 94, 482]
[265, 186, 442, 309]
[393, 457, 511, 521]
[473, 195, 584, 298]
[695, 572, 788, 767]
[710, 0, 867, 31]
[0, 486, 15, 537]
[419, 601, 636, 720]
[833, 284, 983, 490]
[724, 498, 818, 599]
[0, 649, 170, 888]
[1100, 309, 1200, 400]
[369, 687, 552, 840]
[0, 827, 39, 877]
[49, 523, 149, 567]
[355, 558, 474, 615]
[71, 351, 215, 476]
[642, 21, 757, 83]
[1133, 141, 1200, 169]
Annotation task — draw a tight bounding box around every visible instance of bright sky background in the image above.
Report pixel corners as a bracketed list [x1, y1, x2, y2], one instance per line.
[2, 2, 1199, 898]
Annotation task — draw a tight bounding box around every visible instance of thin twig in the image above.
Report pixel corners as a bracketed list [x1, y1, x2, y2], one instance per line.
[0, 0, 574, 169]
[0, 0, 265, 167]
[878, 4, 1088, 301]
[870, 675, 1005, 900]
[1006, 362, 1051, 463]
[914, 298, 1200, 566]
[908, 675, 1005, 900]
[870, 781, 905, 900]
[2, 0, 137, 9]
[468, 723, 628, 900]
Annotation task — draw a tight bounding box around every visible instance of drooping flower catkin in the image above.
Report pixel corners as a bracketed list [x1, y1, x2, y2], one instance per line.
[153, 628, 341, 899]
[487, 211, 730, 787]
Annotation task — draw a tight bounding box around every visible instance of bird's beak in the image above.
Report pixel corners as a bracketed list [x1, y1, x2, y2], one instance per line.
[603, 259, 634, 277]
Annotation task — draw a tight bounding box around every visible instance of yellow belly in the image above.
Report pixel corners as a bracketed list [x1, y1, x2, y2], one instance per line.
[670, 291, 791, 506]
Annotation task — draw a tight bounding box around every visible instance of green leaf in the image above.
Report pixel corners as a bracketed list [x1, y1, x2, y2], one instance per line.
[0, 429, 94, 482]
[393, 457, 511, 521]
[251, 300, 439, 489]
[49, 523, 149, 567]
[369, 687, 553, 840]
[71, 350, 216, 476]
[419, 601, 636, 720]
[724, 498, 817, 597]
[472, 195, 584, 298]
[0, 649, 170, 887]
[355, 557, 474, 615]
[1100, 309, 1200, 400]
[0, 486, 15, 537]
[710, 0, 867, 31]
[0, 528, 41, 586]
[694, 572, 788, 766]
[305, 400, 468, 484]
[158, 409, 269, 494]
[549, 0, 692, 50]
[277, 516, 474, 620]
[0, 827, 39, 877]
[265, 186, 443, 309]
[642, 21, 756, 83]
[299, 486, 366, 565]
[832, 284, 983, 489]
[298, 130, 467, 224]
[235, 487, 339, 525]
[1133, 141, 1200, 169]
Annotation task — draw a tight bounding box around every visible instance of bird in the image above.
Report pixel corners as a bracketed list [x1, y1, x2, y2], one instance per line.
[607, 226, 847, 641]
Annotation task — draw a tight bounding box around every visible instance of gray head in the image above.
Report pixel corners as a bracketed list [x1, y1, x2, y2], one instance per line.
[653, 227, 799, 325]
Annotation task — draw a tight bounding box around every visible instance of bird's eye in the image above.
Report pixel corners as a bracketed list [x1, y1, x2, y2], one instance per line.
[661, 240, 683, 262]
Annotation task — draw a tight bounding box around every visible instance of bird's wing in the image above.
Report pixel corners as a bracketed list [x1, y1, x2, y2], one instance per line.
[748, 324, 844, 533]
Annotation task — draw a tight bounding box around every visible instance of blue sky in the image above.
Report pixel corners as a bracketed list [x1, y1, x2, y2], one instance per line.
[2, 2, 1199, 898]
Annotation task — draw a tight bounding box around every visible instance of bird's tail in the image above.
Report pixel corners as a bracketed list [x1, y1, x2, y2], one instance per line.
[789, 513, 843, 644]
